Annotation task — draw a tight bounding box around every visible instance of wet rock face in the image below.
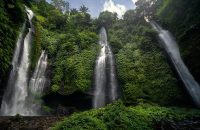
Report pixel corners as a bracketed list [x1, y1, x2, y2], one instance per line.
[43, 91, 92, 114]
[154, 118, 200, 130]
[0, 116, 64, 130]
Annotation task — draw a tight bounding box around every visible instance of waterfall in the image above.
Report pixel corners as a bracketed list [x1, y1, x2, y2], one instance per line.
[150, 21, 200, 107]
[29, 50, 48, 96]
[107, 46, 119, 102]
[0, 7, 35, 116]
[93, 27, 119, 108]
[93, 45, 106, 108]
[25, 50, 48, 115]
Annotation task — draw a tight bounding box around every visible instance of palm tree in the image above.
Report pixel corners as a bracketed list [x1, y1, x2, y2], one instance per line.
[79, 5, 89, 13]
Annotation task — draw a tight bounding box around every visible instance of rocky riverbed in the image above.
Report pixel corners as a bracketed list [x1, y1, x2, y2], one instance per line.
[0, 116, 64, 130]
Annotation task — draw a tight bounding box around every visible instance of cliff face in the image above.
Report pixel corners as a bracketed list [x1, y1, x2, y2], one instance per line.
[157, 0, 200, 83]
[0, 0, 25, 99]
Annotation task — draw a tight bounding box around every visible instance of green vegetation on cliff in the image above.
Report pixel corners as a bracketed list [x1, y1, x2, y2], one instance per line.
[1, 0, 200, 129]
[96, 4, 183, 105]
[52, 0, 200, 128]
[157, 0, 200, 83]
[109, 18, 182, 105]
[53, 101, 200, 130]
[31, 0, 99, 94]
[0, 0, 25, 85]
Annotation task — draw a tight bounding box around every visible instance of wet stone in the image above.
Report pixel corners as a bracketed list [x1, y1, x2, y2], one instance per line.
[0, 116, 64, 130]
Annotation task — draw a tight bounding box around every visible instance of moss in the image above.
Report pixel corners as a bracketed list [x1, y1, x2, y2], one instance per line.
[52, 85, 60, 92]
[42, 105, 54, 114]
[30, 17, 42, 71]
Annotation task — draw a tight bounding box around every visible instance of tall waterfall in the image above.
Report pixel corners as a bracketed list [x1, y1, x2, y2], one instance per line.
[0, 7, 35, 116]
[25, 50, 48, 115]
[29, 50, 48, 96]
[150, 21, 200, 107]
[93, 27, 119, 108]
[107, 46, 119, 102]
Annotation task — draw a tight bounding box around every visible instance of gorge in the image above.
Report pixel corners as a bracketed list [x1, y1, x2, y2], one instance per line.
[0, 0, 200, 129]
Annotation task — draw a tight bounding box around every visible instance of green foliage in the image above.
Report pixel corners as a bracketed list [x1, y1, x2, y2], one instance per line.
[70, 8, 78, 15]
[79, 5, 89, 13]
[116, 42, 182, 105]
[70, 13, 92, 30]
[157, 0, 200, 38]
[135, 0, 158, 18]
[63, 48, 98, 92]
[52, 85, 60, 92]
[108, 16, 183, 105]
[32, 1, 92, 32]
[100, 101, 151, 130]
[123, 10, 140, 25]
[53, 114, 106, 130]
[157, 0, 200, 82]
[52, 101, 200, 130]
[32, 1, 67, 31]
[14, 113, 23, 121]
[0, 0, 25, 84]
[79, 31, 98, 49]
[39, 28, 63, 57]
[32, 0, 55, 17]
[51, 45, 98, 94]
[42, 105, 54, 114]
[47, 9, 67, 31]
[97, 11, 118, 29]
[51, 0, 69, 13]
[32, 2, 99, 95]
[108, 27, 123, 54]
[3, 0, 25, 25]
[30, 18, 42, 70]
[1, 1, 200, 128]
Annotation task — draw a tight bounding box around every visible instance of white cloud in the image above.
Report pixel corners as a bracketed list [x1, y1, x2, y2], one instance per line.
[131, 0, 138, 9]
[131, 0, 138, 3]
[103, 0, 126, 18]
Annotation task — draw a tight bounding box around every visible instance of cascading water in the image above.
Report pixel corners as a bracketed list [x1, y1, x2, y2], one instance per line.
[149, 21, 200, 107]
[93, 27, 119, 108]
[0, 23, 26, 112]
[29, 50, 48, 96]
[107, 46, 119, 102]
[25, 50, 48, 115]
[0, 7, 35, 116]
[93, 45, 106, 108]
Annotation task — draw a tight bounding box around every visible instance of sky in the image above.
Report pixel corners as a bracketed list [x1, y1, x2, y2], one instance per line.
[47, 0, 138, 18]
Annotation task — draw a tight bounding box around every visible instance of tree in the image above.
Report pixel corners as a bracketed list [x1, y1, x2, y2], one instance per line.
[47, 9, 67, 30]
[79, 5, 89, 13]
[123, 10, 139, 24]
[51, 0, 69, 13]
[70, 13, 91, 29]
[70, 8, 78, 15]
[135, 0, 158, 18]
[97, 11, 117, 29]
